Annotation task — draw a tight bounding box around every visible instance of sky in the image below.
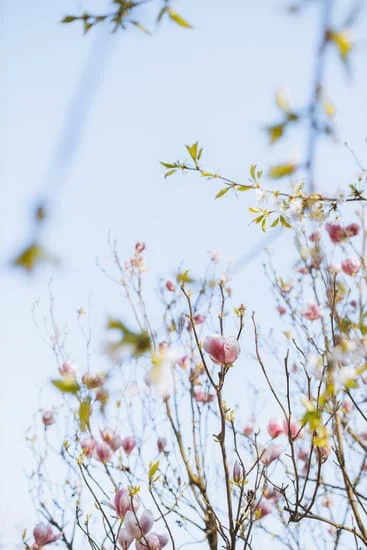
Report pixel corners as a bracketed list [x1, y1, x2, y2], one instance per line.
[1, 0, 367, 546]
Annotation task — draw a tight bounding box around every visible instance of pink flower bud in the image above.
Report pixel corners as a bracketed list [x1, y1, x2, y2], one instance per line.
[135, 242, 146, 253]
[283, 419, 302, 440]
[124, 511, 142, 539]
[82, 372, 105, 389]
[193, 387, 214, 404]
[302, 302, 322, 321]
[341, 258, 360, 276]
[255, 500, 273, 518]
[122, 436, 136, 455]
[277, 305, 286, 316]
[261, 443, 282, 466]
[95, 442, 113, 464]
[118, 528, 133, 549]
[58, 360, 77, 378]
[42, 410, 55, 427]
[178, 355, 190, 369]
[345, 223, 359, 237]
[80, 437, 97, 458]
[33, 523, 60, 546]
[136, 534, 161, 550]
[165, 280, 176, 292]
[100, 428, 122, 451]
[193, 314, 205, 325]
[157, 437, 167, 453]
[243, 423, 254, 437]
[232, 459, 241, 483]
[267, 419, 284, 439]
[203, 335, 240, 365]
[325, 222, 344, 244]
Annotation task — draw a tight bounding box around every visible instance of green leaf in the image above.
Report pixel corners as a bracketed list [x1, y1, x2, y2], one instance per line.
[164, 169, 177, 178]
[271, 217, 280, 227]
[250, 164, 257, 181]
[237, 185, 253, 191]
[61, 15, 77, 23]
[52, 378, 80, 394]
[279, 215, 292, 228]
[107, 318, 151, 356]
[148, 460, 160, 482]
[13, 242, 56, 273]
[268, 163, 296, 179]
[79, 397, 92, 432]
[267, 123, 285, 144]
[160, 161, 177, 169]
[167, 8, 193, 28]
[215, 187, 230, 199]
[185, 142, 198, 162]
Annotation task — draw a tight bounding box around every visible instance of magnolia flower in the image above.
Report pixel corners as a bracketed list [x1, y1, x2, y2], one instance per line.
[261, 443, 282, 466]
[283, 419, 302, 439]
[113, 487, 140, 519]
[341, 258, 360, 276]
[325, 222, 344, 243]
[255, 500, 273, 518]
[203, 335, 240, 365]
[277, 305, 286, 316]
[135, 242, 145, 253]
[122, 436, 136, 455]
[302, 302, 322, 321]
[345, 223, 359, 237]
[80, 437, 97, 457]
[82, 372, 106, 389]
[33, 523, 60, 547]
[100, 428, 123, 451]
[42, 410, 55, 427]
[118, 528, 133, 549]
[232, 459, 242, 483]
[95, 442, 113, 464]
[267, 419, 284, 439]
[58, 360, 77, 378]
[125, 509, 153, 539]
[165, 280, 176, 292]
[243, 423, 254, 437]
[193, 387, 214, 404]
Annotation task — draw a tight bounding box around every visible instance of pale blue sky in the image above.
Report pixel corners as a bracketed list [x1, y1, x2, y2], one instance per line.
[1, 0, 366, 546]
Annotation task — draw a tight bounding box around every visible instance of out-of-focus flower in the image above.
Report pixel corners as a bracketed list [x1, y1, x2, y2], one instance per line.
[255, 500, 273, 518]
[42, 410, 55, 427]
[113, 487, 140, 519]
[277, 305, 286, 316]
[193, 313, 205, 325]
[283, 419, 302, 439]
[232, 459, 242, 483]
[58, 360, 77, 378]
[325, 222, 344, 243]
[82, 372, 106, 389]
[100, 428, 123, 451]
[80, 437, 97, 457]
[157, 437, 167, 453]
[261, 444, 282, 466]
[203, 335, 240, 365]
[345, 223, 359, 237]
[95, 442, 113, 464]
[33, 523, 61, 546]
[135, 242, 146, 254]
[118, 528, 133, 549]
[209, 249, 221, 263]
[267, 419, 284, 438]
[243, 422, 254, 437]
[193, 387, 214, 404]
[341, 258, 360, 276]
[302, 302, 322, 321]
[309, 231, 320, 242]
[122, 436, 136, 455]
[165, 280, 176, 292]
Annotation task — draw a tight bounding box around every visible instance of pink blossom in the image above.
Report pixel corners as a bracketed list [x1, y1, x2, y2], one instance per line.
[138, 509, 154, 535]
[157, 532, 169, 547]
[193, 313, 205, 325]
[165, 280, 176, 292]
[82, 372, 105, 389]
[345, 223, 359, 237]
[136, 534, 161, 550]
[42, 410, 55, 427]
[233, 460, 241, 483]
[80, 437, 97, 457]
[309, 231, 320, 242]
[178, 355, 190, 369]
[318, 446, 330, 461]
[135, 242, 146, 253]
[193, 387, 214, 404]
[157, 437, 167, 453]
[243, 423, 254, 437]
[95, 442, 113, 464]
[342, 400, 353, 413]
[58, 360, 77, 378]
[302, 302, 322, 321]
[33, 523, 60, 546]
[203, 335, 240, 365]
[118, 528, 133, 549]
[267, 419, 284, 439]
[325, 222, 344, 244]
[283, 419, 302, 440]
[341, 258, 360, 276]
[100, 428, 123, 451]
[261, 443, 282, 466]
[125, 510, 153, 539]
[122, 436, 136, 455]
[277, 305, 286, 316]
[263, 487, 280, 502]
[114, 487, 139, 519]
[255, 500, 273, 518]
